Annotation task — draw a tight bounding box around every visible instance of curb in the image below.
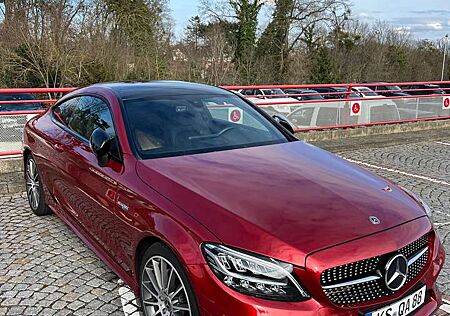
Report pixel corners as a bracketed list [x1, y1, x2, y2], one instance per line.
[0, 172, 24, 195]
[295, 118, 450, 142]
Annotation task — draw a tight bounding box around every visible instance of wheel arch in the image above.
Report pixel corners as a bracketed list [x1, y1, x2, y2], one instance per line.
[23, 147, 32, 167]
[133, 234, 187, 295]
[135, 235, 164, 278]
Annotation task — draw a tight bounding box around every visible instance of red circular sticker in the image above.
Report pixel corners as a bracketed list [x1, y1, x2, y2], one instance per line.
[444, 98, 450, 108]
[352, 102, 361, 114]
[230, 109, 241, 122]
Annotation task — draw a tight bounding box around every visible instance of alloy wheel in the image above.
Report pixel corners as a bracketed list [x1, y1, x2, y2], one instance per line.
[141, 256, 192, 316]
[26, 158, 40, 211]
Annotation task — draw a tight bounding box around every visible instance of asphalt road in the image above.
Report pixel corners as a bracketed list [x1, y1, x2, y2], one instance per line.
[2, 135, 450, 315]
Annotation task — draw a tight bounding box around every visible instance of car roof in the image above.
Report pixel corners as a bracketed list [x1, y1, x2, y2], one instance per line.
[91, 81, 230, 100]
[315, 87, 337, 90]
[285, 89, 318, 93]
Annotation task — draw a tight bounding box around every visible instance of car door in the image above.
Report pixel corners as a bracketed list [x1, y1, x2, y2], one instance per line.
[51, 95, 124, 265]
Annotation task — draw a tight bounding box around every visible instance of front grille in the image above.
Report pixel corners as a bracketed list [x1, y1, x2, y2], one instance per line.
[321, 234, 429, 307]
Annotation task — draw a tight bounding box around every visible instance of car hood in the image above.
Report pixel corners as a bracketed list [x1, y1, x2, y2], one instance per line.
[136, 142, 426, 266]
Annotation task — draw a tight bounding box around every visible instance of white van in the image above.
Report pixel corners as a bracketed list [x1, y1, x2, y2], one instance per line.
[285, 100, 401, 129]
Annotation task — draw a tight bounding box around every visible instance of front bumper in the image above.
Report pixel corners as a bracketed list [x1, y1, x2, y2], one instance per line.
[188, 218, 445, 315]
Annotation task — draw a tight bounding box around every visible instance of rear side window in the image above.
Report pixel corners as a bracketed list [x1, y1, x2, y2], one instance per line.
[370, 104, 400, 122]
[53, 96, 120, 158]
[316, 108, 338, 126]
[288, 108, 314, 127]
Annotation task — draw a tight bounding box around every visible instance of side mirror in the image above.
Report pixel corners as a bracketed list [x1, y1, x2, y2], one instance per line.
[272, 115, 295, 134]
[90, 128, 112, 167]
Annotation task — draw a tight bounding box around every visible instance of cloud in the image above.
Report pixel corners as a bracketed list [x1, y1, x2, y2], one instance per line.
[426, 22, 443, 30]
[409, 9, 450, 15]
[351, 1, 450, 39]
[386, 16, 450, 38]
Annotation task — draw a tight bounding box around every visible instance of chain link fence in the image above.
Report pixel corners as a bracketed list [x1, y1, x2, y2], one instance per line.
[0, 113, 42, 156]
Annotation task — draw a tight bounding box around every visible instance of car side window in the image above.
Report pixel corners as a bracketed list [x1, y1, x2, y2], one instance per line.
[53, 96, 120, 159]
[316, 108, 338, 126]
[288, 108, 314, 127]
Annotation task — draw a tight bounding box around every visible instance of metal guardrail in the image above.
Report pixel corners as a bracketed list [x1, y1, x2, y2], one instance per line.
[0, 83, 450, 158]
[222, 82, 450, 132]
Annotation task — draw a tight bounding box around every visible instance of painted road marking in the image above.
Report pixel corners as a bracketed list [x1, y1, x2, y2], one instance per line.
[118, 279, 141, 316]
[441, 304, 450, 313]
[441, 298, 450, 314]
[436, 141, 450, 146]
[343, 157, 450, 187]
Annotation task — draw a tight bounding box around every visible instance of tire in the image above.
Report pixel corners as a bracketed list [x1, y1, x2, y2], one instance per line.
[139, 243, 200, 316]
[25, 155, 52, 216]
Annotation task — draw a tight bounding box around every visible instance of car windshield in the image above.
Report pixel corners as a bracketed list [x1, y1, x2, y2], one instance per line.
[262, 89, 287, 98]
[0, 93, 43, 111]
[123, 93, 288, 159]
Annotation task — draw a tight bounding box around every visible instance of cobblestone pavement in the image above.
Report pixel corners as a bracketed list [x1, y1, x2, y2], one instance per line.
[0, 193, 141, 316]
[2, 138, 450, 315]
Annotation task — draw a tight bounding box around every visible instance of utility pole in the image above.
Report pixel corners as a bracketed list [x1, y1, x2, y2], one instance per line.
[442, 34, 449, 81]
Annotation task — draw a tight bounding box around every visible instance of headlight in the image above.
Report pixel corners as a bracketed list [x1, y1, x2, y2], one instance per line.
[202, 243, 309, 301]
[400, 186, 432, 218]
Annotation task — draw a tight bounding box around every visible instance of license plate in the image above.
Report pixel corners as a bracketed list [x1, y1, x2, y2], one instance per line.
[365, 286, 426, 316]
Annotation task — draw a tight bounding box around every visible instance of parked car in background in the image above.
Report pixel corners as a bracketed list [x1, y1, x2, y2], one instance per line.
[0, 93, 43, 141]
[0, 93, 43, 112]
[282, 89, 324, 101]
[351, 86, 384, 98]
[239, 88, 297, 114]
[287, 98, 401, 128]
[371, 83, 410, 97]
[438, 83, 450, 94]
[23, 81, 444, 316]
[239, 88, 291, 99]
[403, 84, 444, 95]
[313, 87, 347, 99]
[328, 87, 361, 99]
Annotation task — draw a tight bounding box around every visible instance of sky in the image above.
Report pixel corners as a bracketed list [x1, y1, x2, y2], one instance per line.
[169, 0, 450, 40]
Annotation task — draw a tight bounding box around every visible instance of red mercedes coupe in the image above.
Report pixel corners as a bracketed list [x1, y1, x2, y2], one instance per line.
[23, 81, 444, 316]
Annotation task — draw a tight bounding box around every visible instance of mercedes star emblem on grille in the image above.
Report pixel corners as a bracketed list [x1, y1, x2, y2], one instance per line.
[385, 254, 408, 291]
[369, 216, 381, 225]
